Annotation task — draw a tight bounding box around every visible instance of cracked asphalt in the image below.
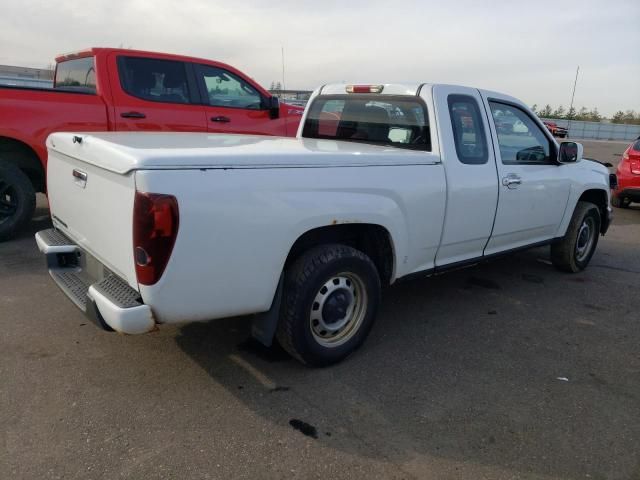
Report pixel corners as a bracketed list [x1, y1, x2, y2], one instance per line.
[1, 140, 638, 479]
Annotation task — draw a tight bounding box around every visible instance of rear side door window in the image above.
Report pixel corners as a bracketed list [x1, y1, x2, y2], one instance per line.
[447, 94, 488, 164]
[118, 57, 192, 104]
[489, 102, 553, 164]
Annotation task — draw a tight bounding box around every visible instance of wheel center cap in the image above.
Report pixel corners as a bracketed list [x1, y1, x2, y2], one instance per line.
[322, 289, 353, 325]
[577, 224, 590, 249]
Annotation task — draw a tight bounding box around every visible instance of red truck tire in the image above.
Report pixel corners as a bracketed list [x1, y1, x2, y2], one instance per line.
[0, 157, 36, 241]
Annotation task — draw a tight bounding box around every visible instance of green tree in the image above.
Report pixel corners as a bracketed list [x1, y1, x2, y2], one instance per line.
[576, 107, 589, 120]
[552, 105, 565, 119]
[566, 107, 577, 120]
[531, 104, 538, 114]
[539, 104, 553, 117]
[623, 110, 638, 123]
[611, 111, 626, 123]
[588, 108, 601, 122]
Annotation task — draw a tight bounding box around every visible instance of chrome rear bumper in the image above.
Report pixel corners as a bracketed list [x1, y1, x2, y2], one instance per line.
[35, 228, 155, 334]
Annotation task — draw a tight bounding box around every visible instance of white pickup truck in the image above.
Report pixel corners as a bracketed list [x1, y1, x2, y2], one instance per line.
[36, 83, 613, 366]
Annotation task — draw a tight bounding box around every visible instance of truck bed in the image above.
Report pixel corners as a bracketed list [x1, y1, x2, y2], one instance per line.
[0, 86, 109, 167]
[47, 131, 438, 173]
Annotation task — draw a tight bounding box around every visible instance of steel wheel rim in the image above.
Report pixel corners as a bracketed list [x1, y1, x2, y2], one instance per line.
[575, 216, 595, 262]
[309, 272, 368, 348]
[0, 180, 18, 224]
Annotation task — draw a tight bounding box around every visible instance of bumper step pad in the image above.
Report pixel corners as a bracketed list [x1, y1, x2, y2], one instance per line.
[37, 228, 74, 247]
[36, 228, 154, 334]
[50, 270, 142, 313]
[93, 275, 143, 309]
[50, 269, 93, 312]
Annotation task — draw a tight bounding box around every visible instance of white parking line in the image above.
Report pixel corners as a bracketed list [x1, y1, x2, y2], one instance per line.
[228, 354, 276, 390]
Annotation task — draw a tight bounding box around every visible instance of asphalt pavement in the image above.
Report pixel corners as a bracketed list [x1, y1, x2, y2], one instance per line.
[1, 140, 638, 480]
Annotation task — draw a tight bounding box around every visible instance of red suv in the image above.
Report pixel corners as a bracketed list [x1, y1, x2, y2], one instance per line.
[611, 138, 640, 208]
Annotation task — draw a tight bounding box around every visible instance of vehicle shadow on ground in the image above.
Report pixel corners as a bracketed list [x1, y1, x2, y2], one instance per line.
[175, 248, 639, 479]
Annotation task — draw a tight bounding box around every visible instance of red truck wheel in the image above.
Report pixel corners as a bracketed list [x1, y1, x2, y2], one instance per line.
[0, 159, 36, 241]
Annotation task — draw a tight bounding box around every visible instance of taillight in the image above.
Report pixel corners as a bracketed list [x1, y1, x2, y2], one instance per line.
[629, 152, 640, 175]
[346, 84, 384, 94]
[133, 192, 179, 285]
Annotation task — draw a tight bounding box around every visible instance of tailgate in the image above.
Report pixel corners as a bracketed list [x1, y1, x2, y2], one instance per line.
[46, 135, 138, 288]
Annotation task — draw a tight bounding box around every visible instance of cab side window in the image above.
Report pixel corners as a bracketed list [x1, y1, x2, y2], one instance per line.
[118, 56, 191, 104]
[197, 65, 263, 110]
[489, 101, 553, 165]
[447, 95, 488, 165]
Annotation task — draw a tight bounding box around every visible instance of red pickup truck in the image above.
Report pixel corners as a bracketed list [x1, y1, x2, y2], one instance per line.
[0, 47, 304, 240]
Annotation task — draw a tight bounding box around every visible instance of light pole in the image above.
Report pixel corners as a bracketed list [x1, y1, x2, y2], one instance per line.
[281, 46, 286, 93]
[567, 66, 579, 138]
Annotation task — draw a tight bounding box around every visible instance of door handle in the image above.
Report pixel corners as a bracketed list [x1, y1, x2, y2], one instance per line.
[120, 111, 146, 119]
[210, 116, 231, 123]
[502, 174, 522, 189]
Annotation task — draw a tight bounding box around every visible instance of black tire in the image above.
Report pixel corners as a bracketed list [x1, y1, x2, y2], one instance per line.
[611, 194, 630, 209]
[611, 195, 621, 208]
[0, 159, 36, 242]
[276, 244, 381, 367]
[551, 201, 601, 273]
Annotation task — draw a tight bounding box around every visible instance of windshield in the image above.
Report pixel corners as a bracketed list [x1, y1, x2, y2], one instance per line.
[302, 94, 431, 151]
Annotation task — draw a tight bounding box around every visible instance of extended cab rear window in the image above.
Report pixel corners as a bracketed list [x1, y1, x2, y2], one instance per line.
[302, 95, 431, 151]
[54, 57, 96, 93]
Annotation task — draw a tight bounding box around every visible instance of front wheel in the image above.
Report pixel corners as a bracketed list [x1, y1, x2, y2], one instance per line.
[551, 201, 601, 273]
[276, 244, 381, 367]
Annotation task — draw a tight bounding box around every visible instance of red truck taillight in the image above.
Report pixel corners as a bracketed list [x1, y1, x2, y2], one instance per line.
[133, 192, 179, 286]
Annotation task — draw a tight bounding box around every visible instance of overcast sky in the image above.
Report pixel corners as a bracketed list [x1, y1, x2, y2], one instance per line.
[2, 0, 638, 116]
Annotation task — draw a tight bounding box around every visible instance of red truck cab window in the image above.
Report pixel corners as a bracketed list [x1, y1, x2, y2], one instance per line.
[55, 57, 97, 94]
[118, 56, 196, 105]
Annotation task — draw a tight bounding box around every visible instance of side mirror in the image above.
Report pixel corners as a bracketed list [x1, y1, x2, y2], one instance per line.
[558, 141, 583, 163]
[267, 96, 280, 119]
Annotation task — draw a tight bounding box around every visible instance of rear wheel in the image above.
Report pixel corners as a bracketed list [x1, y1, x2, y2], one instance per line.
[276, 244, 381, 367]
[551, 201, 601, 273]
[0, 159, 36, 242]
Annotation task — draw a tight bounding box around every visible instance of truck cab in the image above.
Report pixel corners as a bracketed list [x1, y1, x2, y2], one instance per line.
[299, 83, 611, 266]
